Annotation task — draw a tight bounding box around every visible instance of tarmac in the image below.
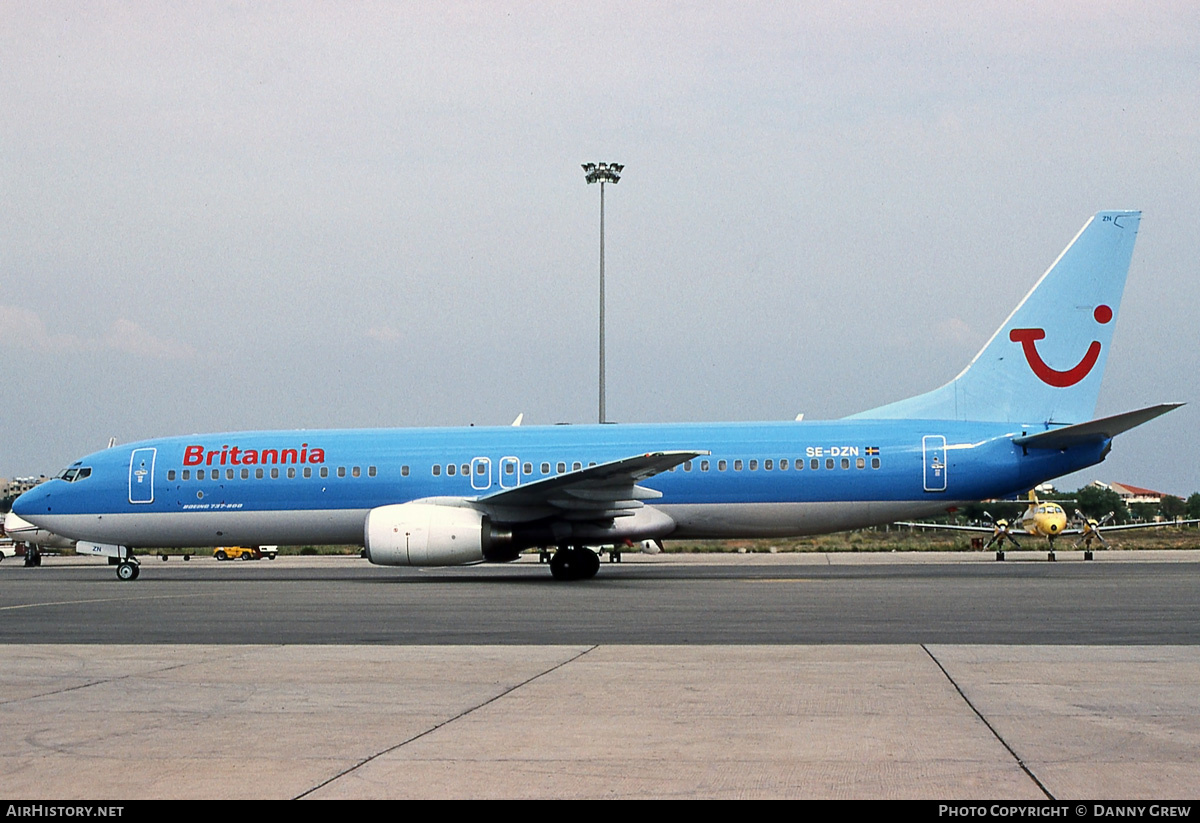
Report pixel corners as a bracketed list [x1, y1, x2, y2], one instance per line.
[2, 551, 1199, 799]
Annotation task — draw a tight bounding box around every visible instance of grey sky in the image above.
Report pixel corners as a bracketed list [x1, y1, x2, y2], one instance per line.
[3, 2, 1198, 494]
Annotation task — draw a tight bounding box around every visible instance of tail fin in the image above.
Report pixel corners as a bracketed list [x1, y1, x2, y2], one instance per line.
[850, 210, 1141, 425]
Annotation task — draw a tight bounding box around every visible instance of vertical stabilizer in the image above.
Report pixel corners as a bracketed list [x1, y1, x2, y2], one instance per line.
[849, 211, 1140, 426]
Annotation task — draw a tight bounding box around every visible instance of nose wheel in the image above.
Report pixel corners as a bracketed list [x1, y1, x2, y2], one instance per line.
[114, 546, 140, 580]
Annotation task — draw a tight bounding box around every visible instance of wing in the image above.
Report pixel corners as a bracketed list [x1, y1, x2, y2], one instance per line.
[1062, 519, 1200, 535]
[894, 522, 996, 533]
[477, 450, 708, 523]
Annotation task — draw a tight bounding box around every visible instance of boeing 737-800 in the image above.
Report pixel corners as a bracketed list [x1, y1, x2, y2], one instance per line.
[13, 211, 1179, 580]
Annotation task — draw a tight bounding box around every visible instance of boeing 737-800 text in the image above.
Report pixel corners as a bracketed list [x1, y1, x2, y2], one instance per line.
[13, 211, 1179, 580]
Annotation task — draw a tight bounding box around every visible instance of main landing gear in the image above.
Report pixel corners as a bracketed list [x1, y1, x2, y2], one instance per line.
[549, 546, 601, 581]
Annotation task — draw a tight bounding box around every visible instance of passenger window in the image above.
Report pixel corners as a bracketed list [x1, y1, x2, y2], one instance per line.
[573, 462, 582, 471]
[368, 466, 376, 477]
[461, 464, 469, 476]
[749, 459, 758, 471]
[447, 464, 456, 476]
[504, 463, 514, 475]
[779, 459, 788, 470]
[826, 458, 835, 470]
[337, 467, 346, 478]
[477, 463, 486, 475]
[271, 468, 280, 479]
[811, 459, 819, 470]
[541, 462, 551, 474]
[718, 460, 727, 471]
[871, 458, 881, 469]
[287, 468, 296, 479]
[433, 465, 441, 476]
[684, 461, 692, 472]
[183, 470, 191, 480]
[241, 469, 249, 479]
[523, 462, 532, 474]
[734, 460, 743, 471]
[700, 460, 709, 471]
[304, 467, 312, 478]
[557, 462, 566, 473]
[226, 469, 234, 480]
[256, 468, 264, 479]
[401, 465, 410, 477]
[198, 470, 206, 480]
[168, 470, 176, 481]
[856, 458, 865, 469]
[321, 467, 329, 478]
[796, 459, 804, 470]
[353, 467, 361, 478]
[765, 459, 773, 471]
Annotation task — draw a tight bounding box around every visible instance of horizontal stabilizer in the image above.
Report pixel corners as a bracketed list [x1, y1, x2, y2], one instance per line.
[1013, 403, 1183, 449]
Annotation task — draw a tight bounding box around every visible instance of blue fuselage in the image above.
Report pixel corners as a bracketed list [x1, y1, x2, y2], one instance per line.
[14, 419, 1108, 549]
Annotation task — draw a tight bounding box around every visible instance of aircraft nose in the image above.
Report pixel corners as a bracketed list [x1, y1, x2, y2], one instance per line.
[4, 509, 34, 537]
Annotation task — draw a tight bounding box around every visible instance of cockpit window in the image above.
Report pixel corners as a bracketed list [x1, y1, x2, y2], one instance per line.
[55, 466, 92, 482]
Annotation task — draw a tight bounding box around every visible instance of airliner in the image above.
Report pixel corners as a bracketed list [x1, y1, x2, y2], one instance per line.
[12, 211, 1179, 580]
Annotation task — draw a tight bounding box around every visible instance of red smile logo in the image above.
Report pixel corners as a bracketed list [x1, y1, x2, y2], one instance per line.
[1009, 305, 1112, 388]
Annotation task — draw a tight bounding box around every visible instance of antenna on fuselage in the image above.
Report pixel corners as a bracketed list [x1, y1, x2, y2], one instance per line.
[106, 437, 117, 449]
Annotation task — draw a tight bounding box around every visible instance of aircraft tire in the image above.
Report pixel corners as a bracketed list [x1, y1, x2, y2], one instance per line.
[549, 549, 574, 580]
[550, 547, 600, 581]
[1084, 550, 1094, 561]
[995, 550, 1005, 561]
[581, 548, 600, 579]
[116, 562, 137, 581]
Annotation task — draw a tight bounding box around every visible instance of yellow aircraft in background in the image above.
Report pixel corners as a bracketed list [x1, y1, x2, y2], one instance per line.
[898, 492, 1198, 561]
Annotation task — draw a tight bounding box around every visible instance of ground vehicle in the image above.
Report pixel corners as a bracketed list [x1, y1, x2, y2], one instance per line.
[214, 546, 277, 561]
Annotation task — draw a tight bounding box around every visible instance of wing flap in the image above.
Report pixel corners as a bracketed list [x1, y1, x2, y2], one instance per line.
[478, 450, 706, 524]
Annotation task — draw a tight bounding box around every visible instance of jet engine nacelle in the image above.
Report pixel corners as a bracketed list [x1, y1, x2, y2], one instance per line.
[364, 502, 512, 566]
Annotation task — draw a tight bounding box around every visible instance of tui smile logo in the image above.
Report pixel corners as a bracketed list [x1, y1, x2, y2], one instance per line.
[1009, 305, 1112, 387]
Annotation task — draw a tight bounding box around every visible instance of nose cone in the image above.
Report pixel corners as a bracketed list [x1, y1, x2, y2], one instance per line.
[10, 489, 34, 517]
[10, 481, 60, 524]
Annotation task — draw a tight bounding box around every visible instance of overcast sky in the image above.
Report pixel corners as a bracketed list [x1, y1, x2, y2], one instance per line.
[3, 2, 1198, 494]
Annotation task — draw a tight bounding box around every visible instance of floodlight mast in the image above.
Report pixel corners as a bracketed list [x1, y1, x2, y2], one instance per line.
[582, 162, 623, 424]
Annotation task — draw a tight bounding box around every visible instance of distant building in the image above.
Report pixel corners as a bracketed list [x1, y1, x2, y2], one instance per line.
[1088, 481, 1166, 505]
[2, 476, 47, 499]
